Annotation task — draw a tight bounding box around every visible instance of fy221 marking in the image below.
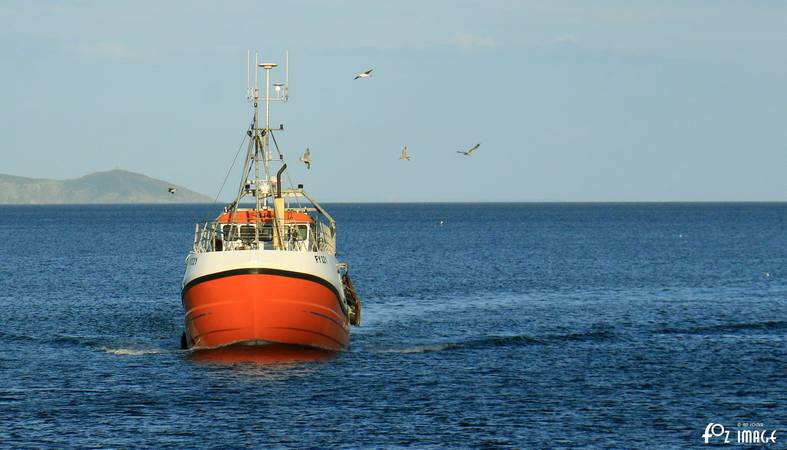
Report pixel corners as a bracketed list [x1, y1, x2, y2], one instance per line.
[314, 255, 328, 264]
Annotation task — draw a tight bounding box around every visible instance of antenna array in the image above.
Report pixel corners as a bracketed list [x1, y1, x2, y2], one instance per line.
[246, 50, 289, 103]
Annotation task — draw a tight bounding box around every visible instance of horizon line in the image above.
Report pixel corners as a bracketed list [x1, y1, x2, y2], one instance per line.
[1, 200, 785, 206]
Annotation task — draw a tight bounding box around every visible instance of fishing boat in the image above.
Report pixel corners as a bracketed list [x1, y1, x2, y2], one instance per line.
[180, 51, 361, 351]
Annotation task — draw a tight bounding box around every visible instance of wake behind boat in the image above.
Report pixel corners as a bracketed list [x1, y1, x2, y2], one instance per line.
[180, 51, 361, 351]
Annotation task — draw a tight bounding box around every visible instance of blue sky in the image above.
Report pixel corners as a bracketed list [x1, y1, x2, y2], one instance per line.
[1, 1, 785, 201]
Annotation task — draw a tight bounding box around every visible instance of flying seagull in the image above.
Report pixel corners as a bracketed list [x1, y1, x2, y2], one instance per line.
[168, 187, 177, 194]
[457, 143, 481, 156]
[400, 145, 410, 161]
[300, 147, 311, 169]
[354, 69, 373, 80]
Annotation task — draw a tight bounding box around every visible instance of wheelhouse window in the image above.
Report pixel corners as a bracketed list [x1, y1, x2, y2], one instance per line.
[295, 224, 308, 241]
[260, 224, 273, 242]
[222, 224, 237, 240]
[240, 225, 256, 243]
[219, 221, 308, 248]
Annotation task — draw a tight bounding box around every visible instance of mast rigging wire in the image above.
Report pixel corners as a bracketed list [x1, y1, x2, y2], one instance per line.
[213, 132, 249, 204]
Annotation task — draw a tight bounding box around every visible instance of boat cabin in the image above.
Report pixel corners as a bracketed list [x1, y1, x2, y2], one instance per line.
[214, 209, 313, 251]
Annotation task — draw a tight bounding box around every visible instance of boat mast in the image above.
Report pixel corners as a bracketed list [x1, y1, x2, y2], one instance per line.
[235, 51, 289, 218]
[259, 61, 277, 187]
[254, 53, 264, 216]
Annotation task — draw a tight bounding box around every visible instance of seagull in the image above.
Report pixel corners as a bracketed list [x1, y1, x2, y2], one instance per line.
[457, 143, 481, 156]
[300, 147, 311, 169]
[400, 145, 410, 161]
[354, 69, 373, 80]
[168, 187, 177, 194]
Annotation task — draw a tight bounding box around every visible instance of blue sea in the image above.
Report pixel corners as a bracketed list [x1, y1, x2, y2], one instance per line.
[0, 203, 784, 448]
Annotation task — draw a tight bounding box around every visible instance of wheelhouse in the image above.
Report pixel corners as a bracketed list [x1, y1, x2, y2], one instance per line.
[216, 209, 312, 251]
[191, 191, 337, 255]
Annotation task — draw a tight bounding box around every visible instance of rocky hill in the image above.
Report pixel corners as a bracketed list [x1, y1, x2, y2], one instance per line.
[0, 169, 212, 204]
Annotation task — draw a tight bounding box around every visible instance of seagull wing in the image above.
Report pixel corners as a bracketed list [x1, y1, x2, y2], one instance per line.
[456, 150, 467, 154]
[301, 148, 311, 168]
[467, 143, 481, 154]
[354, 69, 373, 79]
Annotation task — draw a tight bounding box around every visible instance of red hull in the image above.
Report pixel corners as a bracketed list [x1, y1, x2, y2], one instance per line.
[182, 271, 349, 351]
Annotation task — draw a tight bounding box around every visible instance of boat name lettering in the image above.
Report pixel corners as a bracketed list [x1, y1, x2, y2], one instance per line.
[314, 255, 328, 264]
[187, 256, 198, 266]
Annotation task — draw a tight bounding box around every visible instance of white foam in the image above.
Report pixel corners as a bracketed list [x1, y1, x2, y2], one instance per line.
[378, 343, 455, 354]
[100, 347, 161, 356]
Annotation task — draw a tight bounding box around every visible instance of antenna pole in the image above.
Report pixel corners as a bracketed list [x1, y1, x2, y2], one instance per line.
[254, 51, 262, 217]
[265, 65, 270, 142]
[264, 64, 271, 184]
[257, 62, 277, 189]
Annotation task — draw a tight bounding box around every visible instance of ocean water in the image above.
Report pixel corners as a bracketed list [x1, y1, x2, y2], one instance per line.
[0, 203, 784, 448]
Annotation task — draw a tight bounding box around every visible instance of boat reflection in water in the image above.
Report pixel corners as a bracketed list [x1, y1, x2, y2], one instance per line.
[189, 343, 336, 365]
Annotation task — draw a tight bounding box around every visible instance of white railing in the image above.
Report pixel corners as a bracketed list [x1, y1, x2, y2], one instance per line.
[192, 219, 336, 254]
[314, 219, 336, 254]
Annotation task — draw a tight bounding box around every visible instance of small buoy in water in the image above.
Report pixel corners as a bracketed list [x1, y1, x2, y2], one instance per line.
[438, 220, 444, 226]
[678, 234, 683, 238]
[764, 272, 771, 278]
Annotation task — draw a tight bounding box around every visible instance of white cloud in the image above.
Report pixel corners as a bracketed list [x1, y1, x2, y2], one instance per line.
[445, 32, 496, 49]
[79, 42, 132, 60]
[549, 34, 578, 45]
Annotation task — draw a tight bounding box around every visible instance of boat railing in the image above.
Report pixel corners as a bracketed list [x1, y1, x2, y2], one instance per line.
[314, 219, 336, 254]
[192, 219, 336, 254]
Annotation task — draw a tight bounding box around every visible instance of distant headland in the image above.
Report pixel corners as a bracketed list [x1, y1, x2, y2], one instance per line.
[0, 169, 211, 204]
